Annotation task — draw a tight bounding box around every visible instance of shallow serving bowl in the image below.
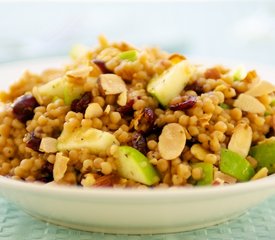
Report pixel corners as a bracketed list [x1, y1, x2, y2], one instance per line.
[0, 58, 275, 234]
[0, 176, 275, 234]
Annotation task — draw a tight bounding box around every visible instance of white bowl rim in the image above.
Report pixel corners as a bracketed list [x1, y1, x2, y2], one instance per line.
[1, 175, 275, 203]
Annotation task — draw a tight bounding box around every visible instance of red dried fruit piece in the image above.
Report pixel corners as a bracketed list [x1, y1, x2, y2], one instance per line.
[148, 125, 163, 137]
[143, 107, 156, 127]
[131, 132, 147, 155]
[71, 92, 92, 113]
[169, 96, 197, 111]
[25, 132, 41, 152]
[131, 107, 156, 133]
[185, 82, 204, 95]
[38, 162, 54, 182]
[92, 59, 112, 74]
[117, 99, 135, 116]
[12, 94, 39, 123]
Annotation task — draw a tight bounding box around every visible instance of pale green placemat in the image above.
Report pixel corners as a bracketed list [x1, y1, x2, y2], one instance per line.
[1, 195, 275, 240]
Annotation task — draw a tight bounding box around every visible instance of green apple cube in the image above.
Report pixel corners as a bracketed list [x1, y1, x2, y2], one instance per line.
[220, 149, 255, 181]
[250, 139, 275, 173]
[192, 162, 213, 186]
[116, 146, 160, 186]
[57, 127, 119, 154]
[63, 83, 84, 105]
[36, 77, 84, 105]
[147, 60, 194, 107]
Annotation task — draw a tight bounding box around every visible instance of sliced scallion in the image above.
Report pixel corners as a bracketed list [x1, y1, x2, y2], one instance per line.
[119, 50, 138, 62]
[270, 99, 275, 107]
[232, 65, 246, 81]
[220, 103, 230, 109]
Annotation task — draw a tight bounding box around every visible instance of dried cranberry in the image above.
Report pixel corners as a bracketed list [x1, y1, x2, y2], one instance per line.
[131, 132, 147, 155]
[92, 59, 112, 74]
[169, 96, 197, 111]
[117, 99, 135, 116]
[38, 162, 53, 182]
[143, 108, 156, 127]
[185, 83, 204, 95]
[71, 92, 92, 113]
[12, 94, 39, 123]
[186, 138, 198, 148]
[25, 132, 41, 152]
[148, 125, 163, 136]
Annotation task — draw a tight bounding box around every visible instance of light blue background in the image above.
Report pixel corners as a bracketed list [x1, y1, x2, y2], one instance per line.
[0, 1, 275, 65]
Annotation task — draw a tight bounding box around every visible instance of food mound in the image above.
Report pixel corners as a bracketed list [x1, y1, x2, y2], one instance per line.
[0, 36, 275, 188]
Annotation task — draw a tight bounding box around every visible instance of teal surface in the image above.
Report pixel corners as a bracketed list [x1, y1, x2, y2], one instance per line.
[1, 196, 275, 239]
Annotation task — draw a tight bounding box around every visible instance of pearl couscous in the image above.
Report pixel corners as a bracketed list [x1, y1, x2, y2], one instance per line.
[0, 36, 275, 188]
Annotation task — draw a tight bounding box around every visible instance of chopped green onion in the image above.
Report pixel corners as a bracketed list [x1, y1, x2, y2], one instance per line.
[220, 103, 230, 109]
[232, 65, 246, 81]
[270, 99, 275, 107]
[119, 50, 138, 62]
[264, 111, 271, 116]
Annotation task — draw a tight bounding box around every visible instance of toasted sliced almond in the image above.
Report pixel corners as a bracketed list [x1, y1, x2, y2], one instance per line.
[251, 167, 268, 180]
[190, 144, 209, 161]
[158, 123, 186, 160]
[117, 90, 128, 106]
[104, 104, 111, 114]
[86, 76, 98, 85]
[228, 123, 252, 158]
[39, 137, 58, 153]
[53, 153, 69, 182]
[98, 74, 127, 95]
[89, 61, 103, 77]
[233, 94, 265, 114]
[66, 66, 93, 79]
[214, 171, 237, 184]
[94, 173, 120, 187]
[245, 80, 275, 97]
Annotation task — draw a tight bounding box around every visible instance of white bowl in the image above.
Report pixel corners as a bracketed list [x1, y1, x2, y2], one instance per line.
[0, 58, 275, 234]
[0, 176, 275, 234]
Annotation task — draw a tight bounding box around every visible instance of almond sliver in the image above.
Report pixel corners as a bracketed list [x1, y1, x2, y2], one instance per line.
[245, 80, 275, 97]
[233, 94, 265, 114]
[158, 123, 186, 160]
[98, 74, 127, 95]
[66, 66, 93, 79]
[228, 123, 252, 158]
[117, 90, 128, 106]
[39, 137, 58, 153]
[53, 153, 69, 182]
